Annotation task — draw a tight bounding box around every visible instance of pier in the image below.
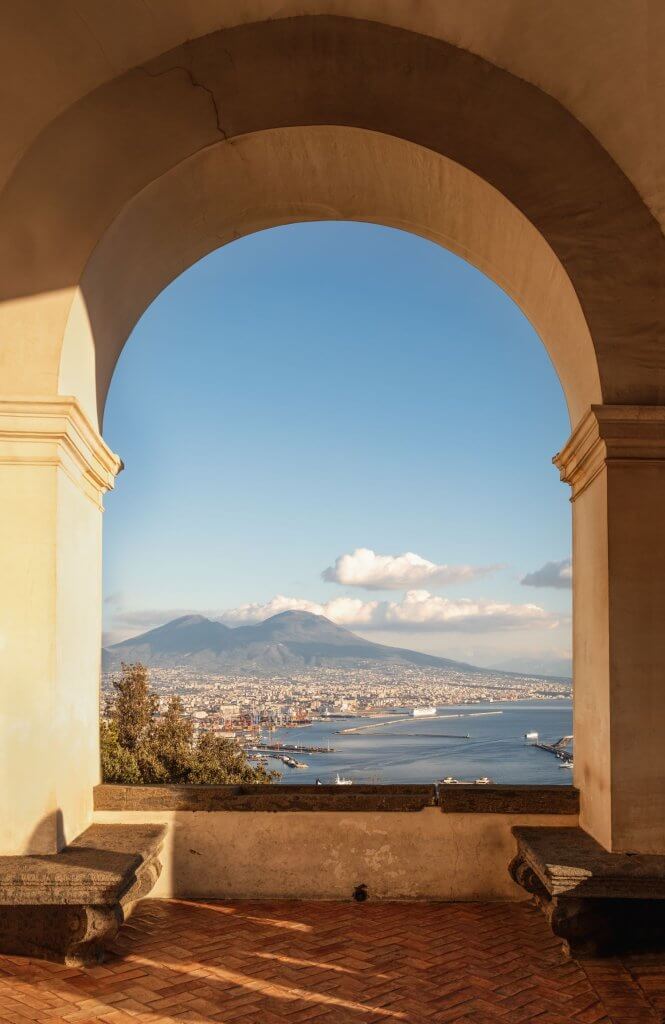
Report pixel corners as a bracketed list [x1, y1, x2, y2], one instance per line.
[356, 732, 470, 739]
[532, 735, 573, 765]
[339, 711, 503, 735]
[251, 742, 334, 753]
[254, 752, 310, 769]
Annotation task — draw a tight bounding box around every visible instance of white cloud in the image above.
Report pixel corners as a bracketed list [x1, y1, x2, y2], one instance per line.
[103, 607, 213, 645]
[322, 547, 500, 590]
[219, 590, 556, 633]
[521, 558, 572, 590]
[109, 608, 201, 632]
[218, 594, 376, 626]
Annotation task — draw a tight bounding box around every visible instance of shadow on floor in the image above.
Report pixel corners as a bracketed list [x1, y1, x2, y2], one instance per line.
[2, 898, 662, 1022]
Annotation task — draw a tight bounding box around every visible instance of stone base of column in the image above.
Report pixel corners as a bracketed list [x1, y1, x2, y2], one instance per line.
[510, 825, 665, 957]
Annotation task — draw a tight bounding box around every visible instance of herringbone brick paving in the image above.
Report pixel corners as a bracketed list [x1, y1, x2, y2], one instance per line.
[0, 900, 663, 1024]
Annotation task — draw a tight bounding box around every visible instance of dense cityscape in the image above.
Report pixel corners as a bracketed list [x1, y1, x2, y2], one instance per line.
[101, 663, 571, 738]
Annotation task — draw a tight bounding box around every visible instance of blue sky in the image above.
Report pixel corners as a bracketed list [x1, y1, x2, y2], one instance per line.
[103, 222, 572, 675]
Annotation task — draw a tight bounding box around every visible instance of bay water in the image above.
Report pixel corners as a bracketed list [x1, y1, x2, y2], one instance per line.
[267, 698, 573, 785]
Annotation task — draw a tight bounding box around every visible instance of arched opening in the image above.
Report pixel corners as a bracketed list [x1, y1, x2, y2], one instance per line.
[63, 126, 601, 428]
[101, 220, 572, 788]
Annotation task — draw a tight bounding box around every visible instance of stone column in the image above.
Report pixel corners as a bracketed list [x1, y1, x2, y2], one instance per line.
[555, 406, 665, 854]
[0, 398, 120, 854]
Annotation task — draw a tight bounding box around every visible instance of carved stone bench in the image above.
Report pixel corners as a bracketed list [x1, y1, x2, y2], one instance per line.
[0, 823, 166, 964]
[510, 826, 665, 956]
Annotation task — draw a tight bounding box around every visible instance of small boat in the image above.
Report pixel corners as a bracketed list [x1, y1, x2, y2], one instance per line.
[441, 776, 461, 785]
[293, 760, 308, 769]
[560, 761, 574, 769]
[334, 773, 353, 785]
[474, 777, 493, 785]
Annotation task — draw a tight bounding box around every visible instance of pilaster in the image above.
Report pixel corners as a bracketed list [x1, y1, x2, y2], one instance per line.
[0, 398, 120, 853]
[555, 405, 665, 853]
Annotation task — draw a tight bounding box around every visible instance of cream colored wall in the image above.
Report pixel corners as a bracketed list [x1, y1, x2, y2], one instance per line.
[0, 399, 120, 854]
[0, 290, 78, 411]
[93, 808, 578, 901]
[571, 471, 611, 850]
[607, 460, 665, 852]
[0, 460, 59, 853]
[0, 2, 662, 233]
[53, 469, 105, 845]
[556, 406, 665, 854]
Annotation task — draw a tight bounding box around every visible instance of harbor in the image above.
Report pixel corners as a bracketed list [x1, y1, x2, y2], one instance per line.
[524, 731, 574, 769]
[249, 699, 573, 785]
[248, 750, 310, 770]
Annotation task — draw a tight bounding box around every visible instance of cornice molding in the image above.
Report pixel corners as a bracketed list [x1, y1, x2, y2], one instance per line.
[554, 405, 665, 499]
[0, 397, 122, 507]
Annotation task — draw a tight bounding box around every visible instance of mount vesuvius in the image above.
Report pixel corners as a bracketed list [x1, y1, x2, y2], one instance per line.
[102, 610, 564, 680]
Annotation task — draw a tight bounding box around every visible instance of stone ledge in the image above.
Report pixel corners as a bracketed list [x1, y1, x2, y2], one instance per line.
[512, 825, 665, 898]
[0, 823, 166, 963]
[510, 826, 665, 956]
[95, 783, 437, 812]
[439, 785, 579, 815]
[95, 783, 577, 814]
[0, 823, 166, 905]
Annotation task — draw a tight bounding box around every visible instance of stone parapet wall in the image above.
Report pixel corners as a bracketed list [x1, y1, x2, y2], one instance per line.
[93, 787, 579, 901]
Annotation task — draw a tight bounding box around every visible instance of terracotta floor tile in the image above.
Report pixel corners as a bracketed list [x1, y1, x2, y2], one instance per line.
[0, 900, 663, 1022]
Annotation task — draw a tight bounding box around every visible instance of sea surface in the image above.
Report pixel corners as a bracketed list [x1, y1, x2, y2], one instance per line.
[264, 699, 573, 785]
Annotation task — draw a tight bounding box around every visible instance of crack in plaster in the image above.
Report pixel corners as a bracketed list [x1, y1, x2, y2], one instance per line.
[138, 64, 229, 140]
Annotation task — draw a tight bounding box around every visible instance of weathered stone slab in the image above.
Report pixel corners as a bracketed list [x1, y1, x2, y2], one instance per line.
[512, 826, 665, 898]
[0, 823, 166, 963]
[510, 826, 665, 956]
[439, 785, 578, 815]
[95, 783, 576, 814]
[94, 783, 437, 812]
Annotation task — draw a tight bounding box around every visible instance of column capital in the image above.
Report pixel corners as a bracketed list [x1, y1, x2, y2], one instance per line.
[554, 405, 665, 498]
[0, 396, 122, 507]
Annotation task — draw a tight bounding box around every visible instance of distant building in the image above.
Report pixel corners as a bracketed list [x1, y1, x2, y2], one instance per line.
[218, 704, 240, 718]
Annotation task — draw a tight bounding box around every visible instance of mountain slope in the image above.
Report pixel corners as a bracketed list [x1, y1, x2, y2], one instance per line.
[102, 610, 487, 674]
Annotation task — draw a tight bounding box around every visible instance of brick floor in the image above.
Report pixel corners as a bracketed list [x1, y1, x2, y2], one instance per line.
[0, 900, 663, 1024]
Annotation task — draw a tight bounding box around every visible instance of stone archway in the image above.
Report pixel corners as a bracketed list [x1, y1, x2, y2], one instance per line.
[1, 15, 664, 856]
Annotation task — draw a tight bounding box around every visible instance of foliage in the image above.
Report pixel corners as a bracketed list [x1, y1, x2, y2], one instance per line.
[112, 662, 158, 752]
[100, 719, 142, 784]
[101, 662, 278, 785]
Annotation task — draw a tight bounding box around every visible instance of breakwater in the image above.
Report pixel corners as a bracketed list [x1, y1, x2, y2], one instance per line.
[535, 742, 573, 764]
[252, 743, 333, 753]
[339, 710, 503, 735]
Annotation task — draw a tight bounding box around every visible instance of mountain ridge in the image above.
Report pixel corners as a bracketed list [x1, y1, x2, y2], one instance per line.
[102, 610, 571, 683]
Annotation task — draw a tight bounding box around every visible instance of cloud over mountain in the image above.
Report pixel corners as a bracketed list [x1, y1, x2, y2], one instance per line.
[219, 590, 555, 633]
[521, 558, 572, 589]
[103, 609, 570, 680]
[322, 547, 500, 590]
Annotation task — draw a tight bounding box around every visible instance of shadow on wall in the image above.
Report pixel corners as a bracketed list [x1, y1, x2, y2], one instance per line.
[26, 808, 66, 855]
